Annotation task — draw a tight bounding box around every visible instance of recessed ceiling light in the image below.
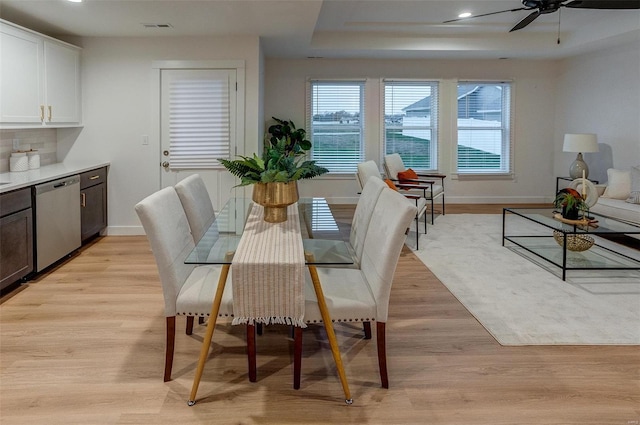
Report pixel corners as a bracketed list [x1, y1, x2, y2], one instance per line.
[67, 0, 82, 3]
[458, 12, 472, 18]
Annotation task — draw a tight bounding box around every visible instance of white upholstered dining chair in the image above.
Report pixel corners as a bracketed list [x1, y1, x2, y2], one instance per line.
[383, 153, 446, 225]
[294, 187, 417, 389]
[135, 186, 234, 382]
[175, 174, 215, 244]
[349, 175, 386, 267]
[356, 160, 428, 249]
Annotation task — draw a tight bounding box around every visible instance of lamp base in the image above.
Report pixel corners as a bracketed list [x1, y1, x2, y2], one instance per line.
[569, 152, 589, 179]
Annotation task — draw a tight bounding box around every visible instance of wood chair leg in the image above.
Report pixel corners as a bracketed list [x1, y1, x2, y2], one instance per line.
[305, 252, 352, 404]
[257, 323, 263, 336]
[186, 316, 194, 335]
[247, 324, 257, 382]
[164, 316, 176, 382]
[198, 316, 205, 325]
[376, 321, 389, 389]
[188, 255, 232, 406]
[293, 326, 303, 389]
[363, 321, 372, 339]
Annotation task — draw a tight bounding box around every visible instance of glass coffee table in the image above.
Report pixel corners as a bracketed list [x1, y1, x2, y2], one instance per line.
[502, 208, 640, 280]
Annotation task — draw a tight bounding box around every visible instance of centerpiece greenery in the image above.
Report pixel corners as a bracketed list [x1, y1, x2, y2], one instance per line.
[218, 117, 328, 222]
[219, 117, 328, 186]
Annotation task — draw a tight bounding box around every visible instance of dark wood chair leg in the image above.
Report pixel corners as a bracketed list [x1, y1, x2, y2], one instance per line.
[186, 316, 194, 335]
[198, 316, 205, 325]
[376, 321, 388, 389]
[247, 324, 257, 382]
[293, 326, 303, 389]
[363, 321, 372, 339]
[164, 316, 176, 382]
[257, 323, 263, 336]
[442, 193, 445, 216]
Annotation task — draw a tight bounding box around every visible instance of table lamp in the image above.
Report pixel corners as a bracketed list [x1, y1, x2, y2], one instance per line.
[563, 133, 598, 179]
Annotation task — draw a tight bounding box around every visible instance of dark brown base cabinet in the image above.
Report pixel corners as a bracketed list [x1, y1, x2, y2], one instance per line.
[0, 188, 34, 290]
[80, 167, 107, 242]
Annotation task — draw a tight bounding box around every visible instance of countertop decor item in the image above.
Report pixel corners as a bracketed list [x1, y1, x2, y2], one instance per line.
[27, 150, 40, 169]
[219, 117, 329, 223]
[9, 151, 28, 172]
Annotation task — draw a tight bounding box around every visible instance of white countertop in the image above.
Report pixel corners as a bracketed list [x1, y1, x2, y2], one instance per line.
[0, 161, 110, 194]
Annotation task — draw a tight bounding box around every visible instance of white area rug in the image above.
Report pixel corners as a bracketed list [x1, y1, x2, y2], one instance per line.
[412, 214, 640, 345]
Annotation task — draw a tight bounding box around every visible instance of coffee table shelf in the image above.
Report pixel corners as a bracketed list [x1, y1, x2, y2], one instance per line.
[502, 208, 640, 280]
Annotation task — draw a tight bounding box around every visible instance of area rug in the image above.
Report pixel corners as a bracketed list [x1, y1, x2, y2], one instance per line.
[412, 214, 640, 345]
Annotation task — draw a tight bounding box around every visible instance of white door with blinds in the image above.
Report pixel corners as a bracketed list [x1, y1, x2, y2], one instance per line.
[160, 68, 239, 209]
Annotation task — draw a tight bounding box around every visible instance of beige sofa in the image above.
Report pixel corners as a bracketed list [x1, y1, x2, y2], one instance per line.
[590, 167, 640, 226]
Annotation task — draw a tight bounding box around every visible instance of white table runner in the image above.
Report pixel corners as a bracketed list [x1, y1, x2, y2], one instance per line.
[231, 203, 306, 328]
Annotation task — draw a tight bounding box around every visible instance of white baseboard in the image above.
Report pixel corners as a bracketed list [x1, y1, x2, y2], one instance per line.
[105, 226, 145, 236]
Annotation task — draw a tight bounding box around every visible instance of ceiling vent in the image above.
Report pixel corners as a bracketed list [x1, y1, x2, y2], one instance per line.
[142, 23, 173, 29]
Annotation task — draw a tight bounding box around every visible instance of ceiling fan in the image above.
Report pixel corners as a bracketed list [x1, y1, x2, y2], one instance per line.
[444, 0, 640, 32]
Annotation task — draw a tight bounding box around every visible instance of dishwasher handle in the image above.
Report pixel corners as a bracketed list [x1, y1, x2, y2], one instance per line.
[34, 175, 80, 195]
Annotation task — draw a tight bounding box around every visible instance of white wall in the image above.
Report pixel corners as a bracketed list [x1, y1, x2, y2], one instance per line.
[554, 40, 640, 184]
[59, 36, 263, 234]
[265, 58, 560, 204]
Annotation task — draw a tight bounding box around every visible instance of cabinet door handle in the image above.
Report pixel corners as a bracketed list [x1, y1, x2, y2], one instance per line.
[81, 192, 86, 207]
[89, 175, 100, 180]
[48, 105, 52, 122]
[40, 105, 45, 121]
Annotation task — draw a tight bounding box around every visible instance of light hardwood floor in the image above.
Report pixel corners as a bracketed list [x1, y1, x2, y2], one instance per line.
[1, 205, 638, 424]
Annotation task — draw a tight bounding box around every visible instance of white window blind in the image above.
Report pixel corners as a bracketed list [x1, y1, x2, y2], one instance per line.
[457, 81, 512, 174]
[307, 81, 365, 174]
[168, 73, 230, 169]
[384, 80, 439, 170]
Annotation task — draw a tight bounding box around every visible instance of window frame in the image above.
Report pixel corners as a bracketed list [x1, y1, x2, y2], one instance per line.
[455, 80, 514, 177]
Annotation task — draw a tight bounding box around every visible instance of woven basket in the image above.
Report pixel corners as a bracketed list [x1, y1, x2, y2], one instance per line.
[553, 230, 594, 252]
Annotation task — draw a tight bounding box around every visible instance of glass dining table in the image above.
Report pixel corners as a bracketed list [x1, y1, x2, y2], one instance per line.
[185, 197, 355, 266]
[184, 197, 356, 406]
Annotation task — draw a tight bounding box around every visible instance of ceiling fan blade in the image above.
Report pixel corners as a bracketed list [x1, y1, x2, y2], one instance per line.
[443, 7, 528, 23]
[509, 10, 542, 31]
[564, 0, 640, 9]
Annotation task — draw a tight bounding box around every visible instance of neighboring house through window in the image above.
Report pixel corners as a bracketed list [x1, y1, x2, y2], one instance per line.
[307, 80, 365, 174]
[456, 81, 512, 175]
[383, 80, 439, 171]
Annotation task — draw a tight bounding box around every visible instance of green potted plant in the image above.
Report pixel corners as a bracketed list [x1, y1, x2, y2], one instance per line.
[553, 187, 587, 220]
[219, 117, 328, 222]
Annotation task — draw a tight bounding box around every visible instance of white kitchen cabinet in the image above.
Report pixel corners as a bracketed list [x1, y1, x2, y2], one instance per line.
[0, 20, 81, 127]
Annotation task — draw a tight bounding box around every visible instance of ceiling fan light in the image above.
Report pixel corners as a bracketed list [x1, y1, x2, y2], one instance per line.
[458, 12, 472, 18]
[67, 0, 82, 3]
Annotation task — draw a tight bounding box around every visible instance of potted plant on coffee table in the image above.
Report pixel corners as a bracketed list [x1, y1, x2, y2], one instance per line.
[219, 117, 328, 223]
[553, 187, 588, 220]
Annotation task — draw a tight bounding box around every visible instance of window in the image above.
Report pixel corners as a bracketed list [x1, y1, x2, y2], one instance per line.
[307, 81, 365, 173]
[456, 81, 512, 175]
[383, 80, 439, 171]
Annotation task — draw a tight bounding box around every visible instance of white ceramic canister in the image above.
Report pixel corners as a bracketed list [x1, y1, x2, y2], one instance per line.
[27, 150, 40, 169]
[10, 152, 29, 172]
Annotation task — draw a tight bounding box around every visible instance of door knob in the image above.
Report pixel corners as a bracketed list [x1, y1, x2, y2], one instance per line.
[161, 161, 170, 169]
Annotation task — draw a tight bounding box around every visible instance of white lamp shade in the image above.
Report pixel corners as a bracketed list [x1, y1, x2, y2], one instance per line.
[563, 133, 599, 153]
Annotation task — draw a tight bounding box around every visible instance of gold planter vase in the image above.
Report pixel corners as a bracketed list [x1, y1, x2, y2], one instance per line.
[252, 181, 299, 223]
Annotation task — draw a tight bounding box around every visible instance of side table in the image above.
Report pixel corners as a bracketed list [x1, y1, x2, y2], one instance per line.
[555, 176, 599, 194]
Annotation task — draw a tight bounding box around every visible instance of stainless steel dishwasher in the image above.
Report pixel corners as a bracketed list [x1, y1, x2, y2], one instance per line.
[34, 175, 81, 272]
